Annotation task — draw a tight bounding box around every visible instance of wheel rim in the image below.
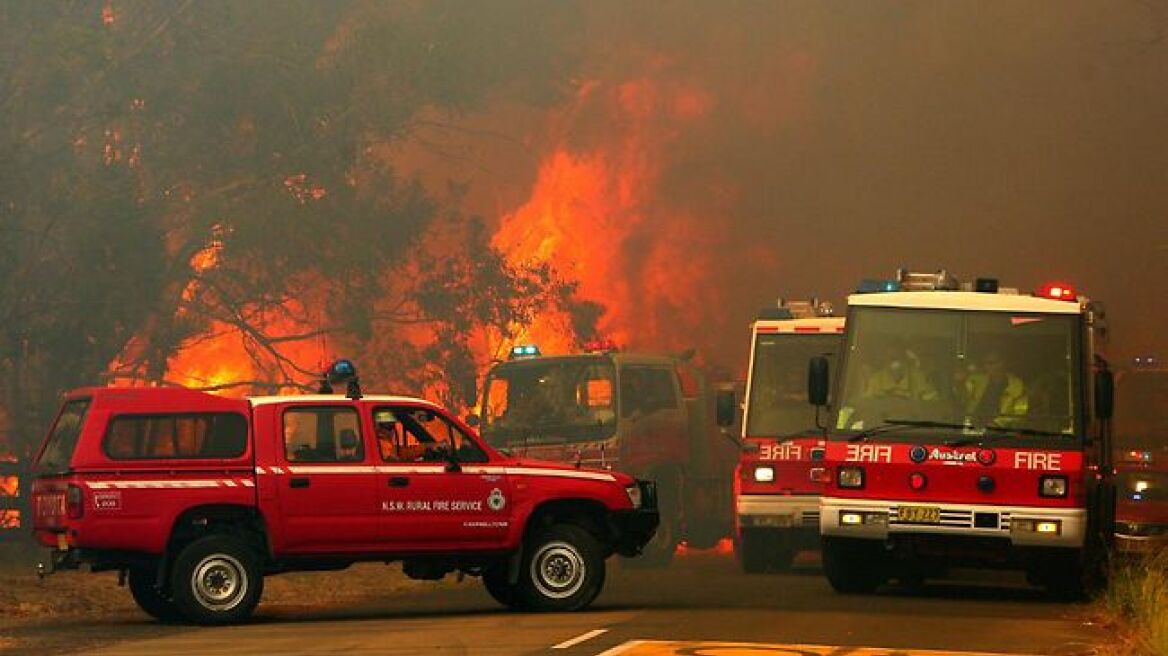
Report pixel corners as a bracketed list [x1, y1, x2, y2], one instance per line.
[530, 541, 586, 600]
[190, 554, 248, 611]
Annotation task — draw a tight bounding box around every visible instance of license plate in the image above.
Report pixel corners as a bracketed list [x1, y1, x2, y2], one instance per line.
[752, 515, 794, 528]
[897, 505, 940, 524]
[56, 533, 68, 551]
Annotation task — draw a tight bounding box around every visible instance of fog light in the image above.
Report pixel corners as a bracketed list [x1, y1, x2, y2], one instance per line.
[754, 466, 775, 483]
[841, 512, 863, 526]
[1012, 519, 1034, 533]
[1036, 521, 1061, 535]
[864, 512, 888, 526]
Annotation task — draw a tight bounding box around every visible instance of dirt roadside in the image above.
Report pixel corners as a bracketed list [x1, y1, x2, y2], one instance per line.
[0, 540, 455, 655]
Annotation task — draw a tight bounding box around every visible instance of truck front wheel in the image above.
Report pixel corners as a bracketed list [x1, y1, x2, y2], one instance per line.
[169, 535, 264, 625]
[128, 567, 182, 622]
[738, 530, 795, 573]
[519, 524, 605, 612]
[822, 537, 884, 594]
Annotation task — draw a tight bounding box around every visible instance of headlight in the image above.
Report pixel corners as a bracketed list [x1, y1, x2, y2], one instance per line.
[625, 485, 642, 509]
[838, 466, 865, 489]
[753, 466, 775, 483]
[1039, 475, 1068, 498]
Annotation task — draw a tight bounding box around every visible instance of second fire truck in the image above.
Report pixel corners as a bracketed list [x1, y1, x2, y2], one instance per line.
[812, 270, 1114, 597]
[732, 300, 844, 572]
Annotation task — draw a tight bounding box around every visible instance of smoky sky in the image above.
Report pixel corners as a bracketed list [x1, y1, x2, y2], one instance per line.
[401, 0, 1168, 373]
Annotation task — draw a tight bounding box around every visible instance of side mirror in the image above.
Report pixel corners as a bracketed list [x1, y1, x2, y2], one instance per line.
[742, 441, 760, 454]
[808, 356, 830, 407]
[1095, 367, 1114, 420]
[465, 414, 481, 428]
[716, 389, 737, 427]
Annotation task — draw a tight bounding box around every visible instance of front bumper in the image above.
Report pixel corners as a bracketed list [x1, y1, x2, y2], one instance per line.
[820, 496, 1087, 548]
[610, 479, 660, 556]
[736, 494, 820, 530]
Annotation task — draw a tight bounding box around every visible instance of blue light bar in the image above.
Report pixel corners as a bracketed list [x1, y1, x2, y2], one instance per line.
[856, 279, 900, 293]
[509, 344, 541, 359]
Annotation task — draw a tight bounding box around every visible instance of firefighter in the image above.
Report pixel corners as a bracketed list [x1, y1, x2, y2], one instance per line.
[956, 350, 1028, 427]
[862, 343, 939, 402]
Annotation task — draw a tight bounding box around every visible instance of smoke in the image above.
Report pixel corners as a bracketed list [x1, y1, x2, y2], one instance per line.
[398, 0, 1168, 373]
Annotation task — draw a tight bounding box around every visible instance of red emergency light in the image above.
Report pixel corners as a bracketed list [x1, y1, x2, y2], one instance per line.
[1036, 282, 1077, 301]
[582, 339, 619, 353]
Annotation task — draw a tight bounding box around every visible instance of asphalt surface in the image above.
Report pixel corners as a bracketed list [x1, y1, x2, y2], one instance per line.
[10, 552, 1103, 656]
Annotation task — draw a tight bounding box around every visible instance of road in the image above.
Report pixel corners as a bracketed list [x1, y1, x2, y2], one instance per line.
[10, 552, 1103, 656]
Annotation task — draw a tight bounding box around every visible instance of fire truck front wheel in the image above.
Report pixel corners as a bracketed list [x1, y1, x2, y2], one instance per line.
[169, 535, 264, 625]
[822, 537, 884, 594]
[739, 530, 795, 574]
[127, 566, 183, 622]
[519, 524, 605, 612]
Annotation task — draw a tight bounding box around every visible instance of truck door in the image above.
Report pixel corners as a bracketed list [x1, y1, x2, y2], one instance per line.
[276, 405, 379, 552]
[372, 405, 512, 550]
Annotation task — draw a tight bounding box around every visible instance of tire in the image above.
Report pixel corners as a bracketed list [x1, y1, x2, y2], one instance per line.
[128, 567, 183, 622]
[822, 537, 884, 594]
[518, 524, 605, 612]
[483, 564, 525, 610]
[169, 535, 264, 625]
[738, 531, 795, 574]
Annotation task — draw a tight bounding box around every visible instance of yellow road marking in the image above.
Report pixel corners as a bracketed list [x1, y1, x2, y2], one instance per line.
[594, 640, 1037, 656]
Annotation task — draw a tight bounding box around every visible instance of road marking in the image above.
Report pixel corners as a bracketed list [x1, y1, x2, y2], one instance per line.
[592, 641, 1040, 656]
[594, 640, 648, 656]
[554, 629, 610, 649]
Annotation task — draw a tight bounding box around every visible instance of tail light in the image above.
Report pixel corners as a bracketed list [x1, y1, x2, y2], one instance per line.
[66, 484, 84, 519]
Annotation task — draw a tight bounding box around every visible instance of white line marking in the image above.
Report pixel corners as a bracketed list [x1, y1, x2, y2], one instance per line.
[592, 640, 644, 656]
[553, 629, 608, 650]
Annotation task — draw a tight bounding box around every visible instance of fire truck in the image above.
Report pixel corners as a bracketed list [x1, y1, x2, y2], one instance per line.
[731, 300, 844, 572]
[476, 341, 739, 566]
[811, 270, 1115, 597]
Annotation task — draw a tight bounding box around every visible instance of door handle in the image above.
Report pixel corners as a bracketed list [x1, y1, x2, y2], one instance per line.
[290, 477, 310, 489]
[388, 476, 410, 488]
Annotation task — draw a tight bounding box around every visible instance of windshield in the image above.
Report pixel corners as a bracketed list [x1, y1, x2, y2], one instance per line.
[832, 306, 1081, 443]
[35, 399, 91, 475]
[745, 333, 840, 437]
[1116, 471, 1168, 503]
[479, 357, 617, 447]
[1114, 371, 1168, 450]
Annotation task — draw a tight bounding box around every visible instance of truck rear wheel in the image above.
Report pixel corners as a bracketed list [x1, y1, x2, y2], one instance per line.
[169, 535, 264, 625]
[822, 537, 884, 594]
[483, 565, 524, 610]
[128, 567, 182, 622]
[519, 524, 605, 612]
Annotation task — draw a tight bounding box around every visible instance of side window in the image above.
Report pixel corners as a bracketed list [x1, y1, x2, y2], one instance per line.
[620, 366, 679, 417]
[375, 407, 488, 464]
[103, 414, 248, 460]
[283, 407, 364, 463]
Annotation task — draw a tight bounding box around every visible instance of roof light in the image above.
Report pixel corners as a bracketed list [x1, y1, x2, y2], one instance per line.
[509, 344, 541, 359]
[974, 278, 999, 293]
[897, 269, 960, 291]
[1036, 282, 1077, 301]
[857, 279, 900, 293]
[582, 339, 618, 353]
[1123, 450, 1154, 464]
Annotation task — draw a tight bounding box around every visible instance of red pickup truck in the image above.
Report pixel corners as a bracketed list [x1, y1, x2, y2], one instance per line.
[30, 374, 657, 624]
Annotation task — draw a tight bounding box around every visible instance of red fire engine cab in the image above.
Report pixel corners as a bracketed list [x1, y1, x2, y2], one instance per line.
[732, 300, 844, 572]
[31, 361, 658, 624]
[476, 341, 738, 567]
[810, 270, 1114, 597]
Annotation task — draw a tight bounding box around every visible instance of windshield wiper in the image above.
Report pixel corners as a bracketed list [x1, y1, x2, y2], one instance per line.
[848, 419, 970, 442]
[945, 425, 1068, 447]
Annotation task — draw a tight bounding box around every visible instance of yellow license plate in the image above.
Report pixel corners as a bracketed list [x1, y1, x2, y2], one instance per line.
[56, 533, 68, 551]
[897, 505, 940, 524]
